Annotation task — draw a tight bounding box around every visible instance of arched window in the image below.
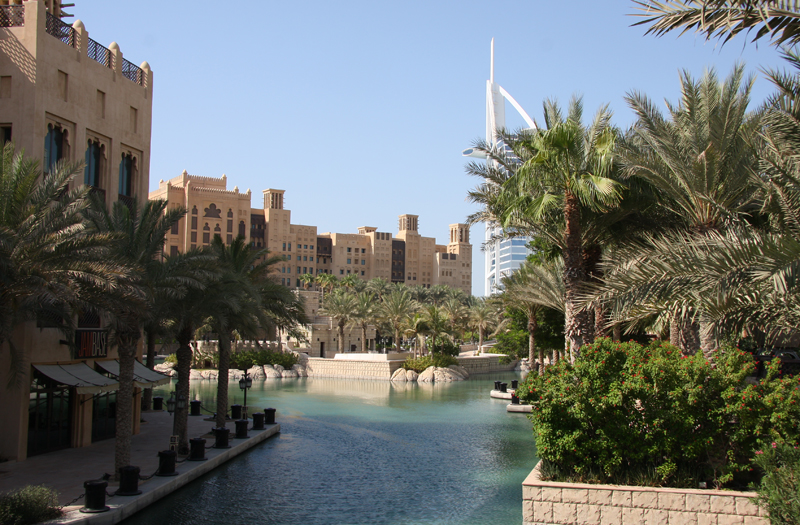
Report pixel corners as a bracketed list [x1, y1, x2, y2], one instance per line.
[118, 153, 134, 197]
[84, 139, 104, 187]
[44, 124, 67, 173]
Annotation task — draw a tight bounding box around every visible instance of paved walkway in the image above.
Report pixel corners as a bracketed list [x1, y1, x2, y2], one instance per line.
[0, 410, 280, 524]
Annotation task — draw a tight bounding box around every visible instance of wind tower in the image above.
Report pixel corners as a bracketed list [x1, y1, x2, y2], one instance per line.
[463, 39, 536, 296]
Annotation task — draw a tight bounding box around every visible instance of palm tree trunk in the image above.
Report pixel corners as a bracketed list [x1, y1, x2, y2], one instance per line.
[338, 321, 345, 353]
[142, 331, 156, 411]
[612, 323, 621, 342]
[173, 324, 193, 455]
[678, 310, 701, 355]
[216, 331, 231, 429]
[594, 304, 606, 341]
[114, 331, 139, 479]
[478, 328, 484, 354]
[394, 327, 401, 353]
[563, 191, 587, 360]
[528, 312, 540, 375]
[361, 325, 367, 353]
[670, 315, 681, 348]
[699, 312, 716, 361]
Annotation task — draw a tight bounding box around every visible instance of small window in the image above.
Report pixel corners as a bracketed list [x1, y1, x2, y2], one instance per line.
[118, 153, 135, 197]
[84, 139, 104, 187]
[170, 246, 178, 257]
[297, 267, 301, 274]
[310, 245, 314, 250]
[347, 259, 351, 264]
[283, 243, 286, 251]
[361, 271, 365, 276]
[304, 245, 308, 249]
[361, 249, 365, 254]
[361, 260, 365, 265]
[171, 220, 179, 235]
[288, 243, 292, 251]
[347, 247, 351, 253]
[303, 256, 307, 261]
[340, 269, 344, 275]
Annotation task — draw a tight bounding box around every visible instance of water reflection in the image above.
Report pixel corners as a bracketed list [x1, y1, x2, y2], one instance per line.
[127, 372, 536, 525]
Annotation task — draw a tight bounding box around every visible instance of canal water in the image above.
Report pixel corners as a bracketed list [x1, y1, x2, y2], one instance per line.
[123, 372, 537, 525]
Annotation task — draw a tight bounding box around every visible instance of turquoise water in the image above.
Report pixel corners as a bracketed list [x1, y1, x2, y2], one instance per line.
[123, 372, 537, 525]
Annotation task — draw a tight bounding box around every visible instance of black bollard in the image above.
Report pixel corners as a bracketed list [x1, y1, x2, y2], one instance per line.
[152, 396, 163, 410]
[80, 480, 109, 513]
[511, 394, 520, 405]
[264, 407, 276, 424]
[156, 450, 178, 476]
[499, 382, 507, 393]
[235, 419, 249, 439]
[231, 404, 243, 420]
[213, 427, 231, 449]
[494, 380, 501, 391]
[511, 379, 518, 389]
[188, 438, 207, 461]
[115, 466, 142, 496]
[252, 412, 265, 430]
[190, 400, 202, 416]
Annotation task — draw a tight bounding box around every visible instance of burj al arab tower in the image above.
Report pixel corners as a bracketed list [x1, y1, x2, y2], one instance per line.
[463, 39, 535, 296]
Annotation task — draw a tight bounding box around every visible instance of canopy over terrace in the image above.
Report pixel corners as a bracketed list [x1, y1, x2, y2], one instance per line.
[95, 359, 171, 389]
[32, 363, 119, 394]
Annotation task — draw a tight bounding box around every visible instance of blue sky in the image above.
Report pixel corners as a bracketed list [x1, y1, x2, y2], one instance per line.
[75, 0, 785, 295]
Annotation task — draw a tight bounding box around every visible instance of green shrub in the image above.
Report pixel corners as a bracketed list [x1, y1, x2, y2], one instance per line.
[753, 442, 800, 525]
[164, 353, 178, 365]
[0, 485, 62, 525]
[518, 338, 800, 488]
[402, 354, 458, 373]
[230, 349, 298, 370]
[435, 338, 460, 357]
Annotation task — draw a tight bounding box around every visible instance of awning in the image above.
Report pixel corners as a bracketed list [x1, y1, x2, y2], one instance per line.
[95, 359, 171, 389]
[33, 363, 119, 395]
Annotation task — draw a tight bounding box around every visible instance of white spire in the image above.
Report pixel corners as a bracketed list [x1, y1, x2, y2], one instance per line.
[490, 37, 494, 84]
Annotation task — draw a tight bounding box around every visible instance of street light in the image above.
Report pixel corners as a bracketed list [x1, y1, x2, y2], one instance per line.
[166, 391, 186, 416]
[238, 369, 252, 419]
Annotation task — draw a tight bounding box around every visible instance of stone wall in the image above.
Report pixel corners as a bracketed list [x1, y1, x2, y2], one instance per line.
[457, 354, 517, 375]
[304, 357, 404, 380]
[523, 463, 767, 525]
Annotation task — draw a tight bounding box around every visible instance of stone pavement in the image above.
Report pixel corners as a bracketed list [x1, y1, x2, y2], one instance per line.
[0, 410, 280, 524]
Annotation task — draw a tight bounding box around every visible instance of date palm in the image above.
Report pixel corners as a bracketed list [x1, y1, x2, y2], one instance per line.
[204, 235, 290, 429]
[0, 144, 125, 386]
[469, 298, 503, 352]
[617, 64, 760, 354]
[632, 0, 800, 49]
[468, 96, 620, 358]
[421, 304, 451, 354]
[501, 259, 565, 374]
[316, 273, 338, 297]
[85, 196, 184, 476]
[378, 289, 418, 352]
[349, 291, 377, 352]
[321, 289, 358, 353]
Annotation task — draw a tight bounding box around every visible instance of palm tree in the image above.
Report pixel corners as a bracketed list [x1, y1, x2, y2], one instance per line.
[421, 304, 451, 354]
[366, 277, 392, 300]
[379, 289, 418, 353]
[316, 273, 338, 296]
[85, 196, 184, 476]
[469, 298, 502, 352]
[428, 285, 450, 306]
[501, 259, 565, 374]
[340, 273, 365, 292]
[204, 235, 288, 429]
[403, 312, 430, 357]
[0, 144, 123, 385]
[632, 0, 800, 49]
[467, 96, 620, 357]
[321, 289, 358, 353]
[441, 297, 468, 342]
[618, 65, 760, 355]
[299, 273, 315, 290]
[349, 291, 376, 352]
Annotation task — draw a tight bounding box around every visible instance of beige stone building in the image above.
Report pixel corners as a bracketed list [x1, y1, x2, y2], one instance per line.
[150, 175, 473, 295]
[0, 0, 155, 461]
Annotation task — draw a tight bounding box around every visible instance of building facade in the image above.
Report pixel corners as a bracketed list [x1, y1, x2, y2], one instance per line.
[0, 0, 155, 461]
[150, 175, 473, 295]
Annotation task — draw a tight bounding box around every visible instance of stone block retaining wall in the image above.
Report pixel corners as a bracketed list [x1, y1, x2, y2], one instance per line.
[305, 358, 404, 380]
[457, 355, 517, 375]
[523, 463, 767, 525]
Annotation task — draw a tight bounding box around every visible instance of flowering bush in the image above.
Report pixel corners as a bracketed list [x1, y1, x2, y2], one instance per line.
[753, 442, 800, 525]
[517, 338, 800, 487]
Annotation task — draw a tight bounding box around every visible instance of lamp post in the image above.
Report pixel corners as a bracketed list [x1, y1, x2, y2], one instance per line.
[166, 391, 186, 416]
[238, 369, 252, 419]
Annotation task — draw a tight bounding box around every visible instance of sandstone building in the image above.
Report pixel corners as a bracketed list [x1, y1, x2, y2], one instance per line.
[150, 173, 473, 295]
[0, 0, 157, 461]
